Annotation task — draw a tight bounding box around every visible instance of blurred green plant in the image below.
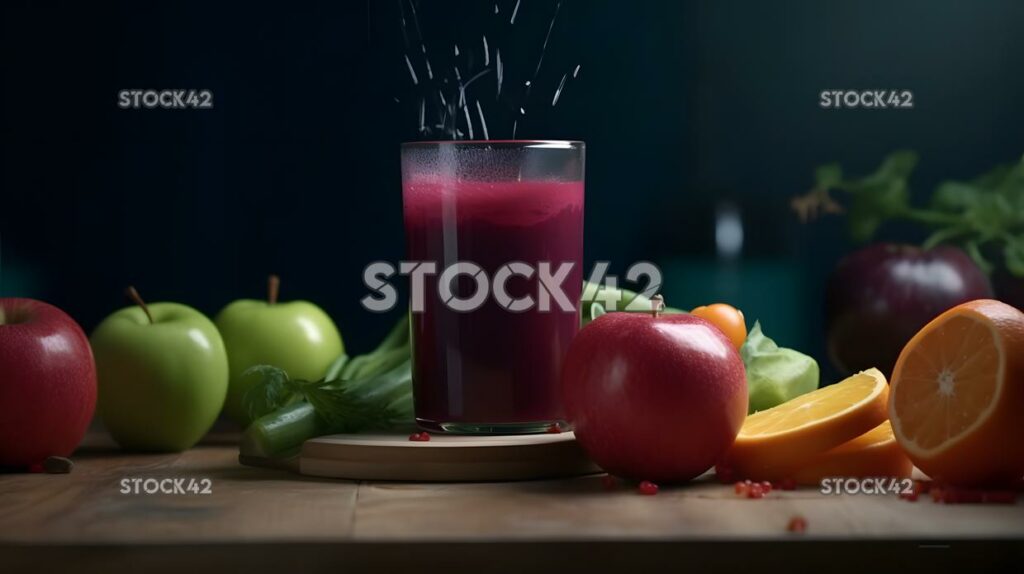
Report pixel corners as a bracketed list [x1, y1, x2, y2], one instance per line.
[792, 151, 1024, 276]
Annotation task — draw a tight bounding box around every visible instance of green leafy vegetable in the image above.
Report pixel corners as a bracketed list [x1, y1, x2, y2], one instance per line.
[239, 315, 414, 460]
[798, 151, 1024, 276]
[740, 321, 819, 413]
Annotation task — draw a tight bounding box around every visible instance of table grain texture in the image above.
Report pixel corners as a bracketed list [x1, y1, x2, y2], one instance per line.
[2, 433, 1023, 573]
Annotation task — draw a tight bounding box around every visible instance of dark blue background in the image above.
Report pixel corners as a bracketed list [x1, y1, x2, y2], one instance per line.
[3, 0, 1023, 370]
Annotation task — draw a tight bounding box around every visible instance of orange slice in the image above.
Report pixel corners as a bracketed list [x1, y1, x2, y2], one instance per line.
[889, 299, 1024, 486]
[789, 420, 912, 485]
[724, 368, 889, 477]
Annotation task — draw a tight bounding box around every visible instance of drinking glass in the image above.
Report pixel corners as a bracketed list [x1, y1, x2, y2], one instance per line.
[401, 140, 585, 433]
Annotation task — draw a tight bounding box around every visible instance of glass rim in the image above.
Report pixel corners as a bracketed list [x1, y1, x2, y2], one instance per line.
[401, 139, 584, 150]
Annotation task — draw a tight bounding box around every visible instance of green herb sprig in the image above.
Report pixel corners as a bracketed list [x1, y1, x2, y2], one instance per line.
[793, 151, 1024, 276]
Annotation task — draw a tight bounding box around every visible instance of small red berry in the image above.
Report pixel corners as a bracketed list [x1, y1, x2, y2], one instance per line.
[734, 481, 749, 496]
[787, 515, 808, 533]
[546, 423, 562, 434]
[638, 480, 659, 495]
[760, 481, 773, 494]
[601, 475, 618, 490]
[408, 432, 431, 442]
[746, 483, 764, 499]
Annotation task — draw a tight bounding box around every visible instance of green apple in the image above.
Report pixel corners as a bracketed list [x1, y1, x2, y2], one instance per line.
[216, 276, 344, 425]
[91, 288, 228, 451]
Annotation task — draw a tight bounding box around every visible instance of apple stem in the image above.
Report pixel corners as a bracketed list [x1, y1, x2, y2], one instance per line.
[268, 274, 280, 305]
[125, 286, 154, 325]
[650, 294, 665, 318]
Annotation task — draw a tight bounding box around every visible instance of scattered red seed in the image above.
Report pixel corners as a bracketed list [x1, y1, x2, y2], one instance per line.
[638, 480, 659, 495]
[601, 475, 618, 490]
[746, 483, 765, 499]
[760, 481, 773, 494]
[779, 478, 797, 491]
[787, 515, 808, 533]
[408, 432, 431, 442]
[734, 481, 749, 496]
[910, 480, 1019, 505]
[546, 423, 562, 434]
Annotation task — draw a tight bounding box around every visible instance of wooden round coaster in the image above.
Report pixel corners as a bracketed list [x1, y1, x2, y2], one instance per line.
[299, 431, 600, 482]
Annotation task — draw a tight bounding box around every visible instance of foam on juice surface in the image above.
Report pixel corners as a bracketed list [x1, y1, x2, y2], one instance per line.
[403, 177, 583, 227]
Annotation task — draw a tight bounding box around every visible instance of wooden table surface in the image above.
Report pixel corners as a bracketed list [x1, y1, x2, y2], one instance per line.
[2, 436, 1023, 573]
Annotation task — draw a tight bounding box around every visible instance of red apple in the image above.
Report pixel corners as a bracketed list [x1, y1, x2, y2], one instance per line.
[0, 298, 97, 466]
[562, 309, 748, 482]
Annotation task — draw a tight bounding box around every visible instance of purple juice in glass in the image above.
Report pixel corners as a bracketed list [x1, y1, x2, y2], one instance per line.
[401, 140, 585, 433]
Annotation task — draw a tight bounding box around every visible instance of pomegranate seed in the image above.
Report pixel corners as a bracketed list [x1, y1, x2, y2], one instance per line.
[787, 515, 808, 533]
[546, 423, 562, 434]
[982, 490, 1018, 504]
[638, 480, 659, 495]
[760, 481, 773, 493]
[408, 432, 431, 442]
[601, 475, 618, 490]
[747, 483, 765, 499]
[734, 481, 749, 496]
[779, 478, 797, 491]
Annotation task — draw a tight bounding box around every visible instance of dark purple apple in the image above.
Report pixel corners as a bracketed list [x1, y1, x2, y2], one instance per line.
[825, 243, 993, 378]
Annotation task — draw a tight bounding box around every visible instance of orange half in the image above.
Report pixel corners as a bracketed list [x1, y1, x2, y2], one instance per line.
[889, 299, 1024, 486]
[724, 368, 889, 477]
